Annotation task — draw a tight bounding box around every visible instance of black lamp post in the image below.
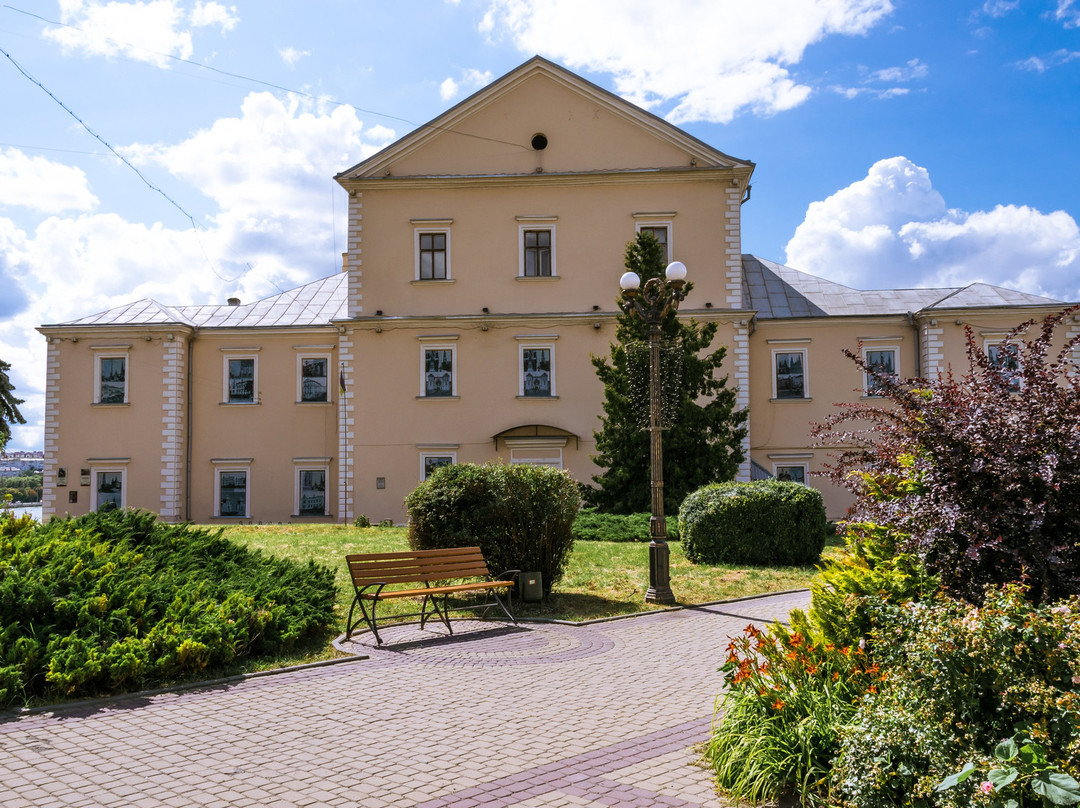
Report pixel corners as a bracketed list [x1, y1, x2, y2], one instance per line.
[618, 260, 687, 604]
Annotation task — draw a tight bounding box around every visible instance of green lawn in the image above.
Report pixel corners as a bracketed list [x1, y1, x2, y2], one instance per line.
[222, 523, 840, 667]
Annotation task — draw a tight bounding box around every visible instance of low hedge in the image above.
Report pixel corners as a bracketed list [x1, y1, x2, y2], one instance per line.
[404, 462, 579, 594]
[0, 507, 336, 707]
[678, 480, 826, 566]
[571, 508, 681, 542]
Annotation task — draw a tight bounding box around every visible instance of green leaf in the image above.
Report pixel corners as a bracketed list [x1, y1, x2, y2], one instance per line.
[989, 767, 1018, 789]
[995, 738, 1019, 761]
[1019, 742, 1047, 767]
[937, 762, 977, 792]
[1031, 772, 1080, 806]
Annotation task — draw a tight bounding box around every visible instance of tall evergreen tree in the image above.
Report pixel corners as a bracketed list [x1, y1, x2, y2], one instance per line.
[0, 358, 26, 451]
[589, 232, 748, 514]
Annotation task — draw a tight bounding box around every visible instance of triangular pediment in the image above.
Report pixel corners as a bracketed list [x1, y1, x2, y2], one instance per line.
[337, 57, 753, 181]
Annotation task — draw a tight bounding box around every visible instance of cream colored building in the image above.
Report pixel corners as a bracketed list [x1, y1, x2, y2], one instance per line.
[38, 57, 1074, 524]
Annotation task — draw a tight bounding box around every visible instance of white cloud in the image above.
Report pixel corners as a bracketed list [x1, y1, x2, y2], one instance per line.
[866, 58, 928, 82]
[982, 0, 1020, 17]
[1052, 0, 1080, 28]
[279, 46, 309, 68]
[1014, 48, 1080, 72]
[784, 157, 1080, 301]
[481, 0, 895, 122]
[439, 68, 494, 101]
[44, 0, 239, 68]
[0, 149, 99, 214]
[0, 93, 396, 451]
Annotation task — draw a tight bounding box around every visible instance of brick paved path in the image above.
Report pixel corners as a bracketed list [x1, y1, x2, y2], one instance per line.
[0, 590, 809, 808]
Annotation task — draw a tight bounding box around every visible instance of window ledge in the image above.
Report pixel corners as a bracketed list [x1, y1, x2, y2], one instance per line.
[292, 513, 333, 519]
[417, 395, 460, 400]
[770, 397, 812, 402]
[220, 401, 261, 406]
[516, 395, 559, 400]
[211, 515, 253, 520]
[516, 275, 560, 282]
[411, 279, 456, 285]
[296, 400, 333, 406]
[92, 402, 130, 408]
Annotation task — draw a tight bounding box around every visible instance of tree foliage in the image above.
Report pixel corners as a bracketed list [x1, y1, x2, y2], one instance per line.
[0, 358, 26, 451]
[813, 306, 1080, 605]
[588, 232, 747, 514]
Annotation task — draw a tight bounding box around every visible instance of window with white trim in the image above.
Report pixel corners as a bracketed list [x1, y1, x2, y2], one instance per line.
[224, 356, 257, 403]
[298, 355, 330, 403]
[94, 354, 128, 404]
[215, 467, 251, 518]
[774, 464, 808, 484]
[863, 347, 898, 396]
[519, 344, 555, 398]
[636, 223, 671, 262]
[420, 452, 456, 480]
[517, 221, 556, 277]
[415, 230, 450, 280]
[296, 467, 328, 516]
[773, 349, 808, 399]
[986, 340, 1022, 392]
[420, 343, 457, 397]
[93, 468, 126, 510]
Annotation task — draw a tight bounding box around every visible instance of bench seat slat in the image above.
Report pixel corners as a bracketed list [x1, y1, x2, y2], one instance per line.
[358, 580, 514, 600]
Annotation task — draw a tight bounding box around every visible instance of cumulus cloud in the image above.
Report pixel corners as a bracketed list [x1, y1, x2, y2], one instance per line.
[784, 157, 1080, 301]
[0, 149, 99, 214]
[480, 0, 895, 123]
[279, 46, 309, 68]
[44, 0, 239, 67]
[439, 68, 494, 101]
[0, 92, 395, 451]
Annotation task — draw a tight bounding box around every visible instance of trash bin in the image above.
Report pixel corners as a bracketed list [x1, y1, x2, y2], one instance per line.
[519, 571, 543, 603]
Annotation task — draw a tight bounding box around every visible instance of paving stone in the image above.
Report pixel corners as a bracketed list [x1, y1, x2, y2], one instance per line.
[0, 591, 806, 808]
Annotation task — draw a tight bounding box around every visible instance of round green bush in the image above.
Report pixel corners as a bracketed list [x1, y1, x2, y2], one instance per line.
[404, 462, 579, 594]
[678, 480, 826, 566]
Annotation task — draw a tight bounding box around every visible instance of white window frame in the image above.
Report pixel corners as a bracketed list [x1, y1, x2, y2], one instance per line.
[294, 460, 330, 517]
[222, 354, 259, 404]
[772, 348, 809, 400]
[635, 219, 674, 263]
[506, 438, 566, 469]
[862, 345, 899, 397]
[517, 339, 557, 398]
[985, 338, 1022, 391]
[773, 463, 809, 485]
[213, 460, 252, 518]
[419, 339, 458, 398]
[91, 347, 130, 405]
[91, 464, 127, 511]
[413, 224, 452, 281]
[517, 220, 557, 278]
[419, 451, 457, 481]
[296, 353, 332, 404]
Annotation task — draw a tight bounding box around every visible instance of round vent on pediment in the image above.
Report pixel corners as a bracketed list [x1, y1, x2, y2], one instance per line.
[531, 133, 548, 151]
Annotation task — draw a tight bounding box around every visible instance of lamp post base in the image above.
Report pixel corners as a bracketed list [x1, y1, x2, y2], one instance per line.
[644, 540, 676, 604]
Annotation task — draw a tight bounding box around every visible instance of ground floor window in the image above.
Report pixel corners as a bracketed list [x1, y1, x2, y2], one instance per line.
[215, 468, 250, 517]
[774, 464, 807, 484]
[297, 468, 327, 516]
[94, 469, 125, 510]
[420, 452, 456, 480]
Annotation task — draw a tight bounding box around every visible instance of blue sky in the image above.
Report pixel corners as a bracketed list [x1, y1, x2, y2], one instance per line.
[1, 0, 1078, 451]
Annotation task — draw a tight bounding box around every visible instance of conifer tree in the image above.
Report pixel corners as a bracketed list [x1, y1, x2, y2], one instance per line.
[589, 232, 747, 514]
[0, 358, 25, 451]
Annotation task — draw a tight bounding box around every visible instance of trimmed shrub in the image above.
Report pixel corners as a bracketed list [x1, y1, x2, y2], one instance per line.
[404, 462, 579, 594]
[570, 508, 680, 542]
[0, 507, 336, 706]
[678, 480, 826, 566]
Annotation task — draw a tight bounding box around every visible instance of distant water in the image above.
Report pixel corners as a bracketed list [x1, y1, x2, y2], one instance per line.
[7, 504, 42, 522]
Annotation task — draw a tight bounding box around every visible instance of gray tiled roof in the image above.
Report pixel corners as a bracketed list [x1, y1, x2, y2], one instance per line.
[742, 255, 1064, 319]
[51, 273, 348, 329]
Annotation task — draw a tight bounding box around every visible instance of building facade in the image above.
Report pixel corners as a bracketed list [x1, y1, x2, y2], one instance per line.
[38, 58, 1074, 524]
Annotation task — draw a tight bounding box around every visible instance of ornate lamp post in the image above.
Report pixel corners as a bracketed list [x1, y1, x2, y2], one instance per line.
[618, 260, 687, 604]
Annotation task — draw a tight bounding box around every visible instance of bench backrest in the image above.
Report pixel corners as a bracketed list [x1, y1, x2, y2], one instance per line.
[346, 546, 493, 588]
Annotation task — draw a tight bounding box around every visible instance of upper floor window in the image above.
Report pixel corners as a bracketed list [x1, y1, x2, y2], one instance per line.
[518, 339, 557, 398]
[637, 224, 671, 262]
[95, 355, 128, 404]
[419, 341, 457, 398]
[517, 217, 557, 278]
[634, 213, 676, 263]
[299, 356, 329, 403]
[773, 349, 808, 400]
[412, 219, 452, 281]
[863, 347, 898, 396]
[227, 358, 256, 403]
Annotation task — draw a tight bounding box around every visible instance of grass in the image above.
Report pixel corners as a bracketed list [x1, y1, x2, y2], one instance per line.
[222, 523, 842, 668]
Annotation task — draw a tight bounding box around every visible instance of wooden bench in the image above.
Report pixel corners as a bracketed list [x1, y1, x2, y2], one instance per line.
[344, 547, 519, 645]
